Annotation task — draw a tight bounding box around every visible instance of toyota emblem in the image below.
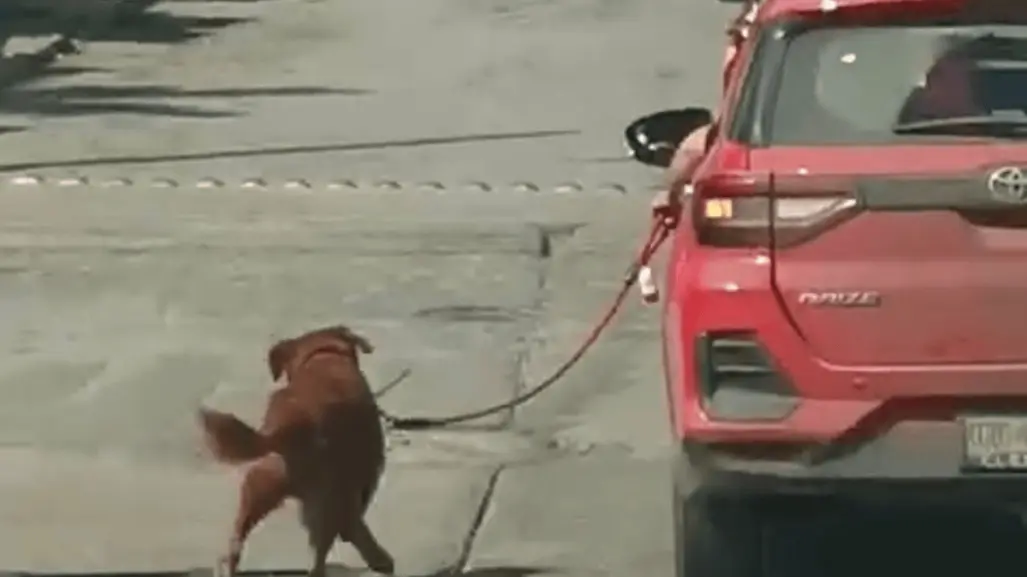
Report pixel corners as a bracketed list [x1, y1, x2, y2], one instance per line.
[988, 166, 1027, 203]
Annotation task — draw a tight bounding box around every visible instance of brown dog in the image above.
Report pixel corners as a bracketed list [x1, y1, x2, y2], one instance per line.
[198, 325, 394, 577]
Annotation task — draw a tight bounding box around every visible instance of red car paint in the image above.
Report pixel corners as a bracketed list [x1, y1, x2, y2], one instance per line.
[664, 0, 1027, 448]
[756, 0, 962, 22]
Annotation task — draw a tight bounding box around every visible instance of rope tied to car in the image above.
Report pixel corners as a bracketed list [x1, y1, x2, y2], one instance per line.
[375, 215, 672, 430]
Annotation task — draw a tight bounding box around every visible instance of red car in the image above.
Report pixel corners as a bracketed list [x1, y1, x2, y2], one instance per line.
[625, 0, 1027, 574]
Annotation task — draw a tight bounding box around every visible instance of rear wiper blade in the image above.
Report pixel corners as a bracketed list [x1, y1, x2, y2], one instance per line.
[893, 115, 1027, 135]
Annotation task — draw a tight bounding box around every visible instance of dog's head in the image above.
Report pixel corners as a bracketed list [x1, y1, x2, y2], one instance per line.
[267, 324, 374, 381]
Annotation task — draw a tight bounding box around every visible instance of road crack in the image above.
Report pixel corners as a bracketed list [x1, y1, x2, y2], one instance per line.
[452, 465, 504, 574]
[504, 224, 581, 428]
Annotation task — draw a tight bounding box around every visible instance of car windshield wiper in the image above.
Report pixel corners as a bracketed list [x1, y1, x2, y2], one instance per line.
[893, 115, 1027, 135]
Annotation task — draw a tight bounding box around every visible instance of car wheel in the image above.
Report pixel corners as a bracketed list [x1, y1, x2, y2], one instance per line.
[673, 492, 764, 577]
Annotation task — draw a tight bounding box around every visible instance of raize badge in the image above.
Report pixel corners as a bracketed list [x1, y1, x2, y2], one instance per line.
[797, 291, 881, 308]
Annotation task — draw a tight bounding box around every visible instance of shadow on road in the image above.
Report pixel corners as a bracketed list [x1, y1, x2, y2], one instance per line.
[0, 84, 370, 119]
[80, 11, 253, 44]
[0, 0, 291, 129]
[428, 567, 554, 577]
[5, 567, 558, 577]
[0, 129, 581, 172]
[0, 0, 255, 44]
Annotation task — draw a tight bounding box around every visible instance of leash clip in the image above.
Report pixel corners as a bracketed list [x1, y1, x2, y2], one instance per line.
[637, 265, 659, 304]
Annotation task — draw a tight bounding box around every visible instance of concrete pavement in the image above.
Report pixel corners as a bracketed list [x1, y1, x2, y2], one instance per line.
[0, 0, 725, 574]
[0, 184, 671, 575]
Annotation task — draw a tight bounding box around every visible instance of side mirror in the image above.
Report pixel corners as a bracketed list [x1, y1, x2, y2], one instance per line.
[623, 108, 713, 168]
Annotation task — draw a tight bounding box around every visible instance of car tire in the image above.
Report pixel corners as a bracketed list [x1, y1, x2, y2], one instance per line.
[673, 491, 764, 577]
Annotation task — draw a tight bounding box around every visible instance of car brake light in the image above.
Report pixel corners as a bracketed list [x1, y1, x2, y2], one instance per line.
[694, 173, 860, 248]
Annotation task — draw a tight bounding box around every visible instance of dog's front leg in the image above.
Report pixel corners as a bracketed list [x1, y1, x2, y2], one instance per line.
[219, 455, 289, 577]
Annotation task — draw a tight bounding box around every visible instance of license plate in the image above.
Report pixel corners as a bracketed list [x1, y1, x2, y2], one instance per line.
[963, 415, 1027, 471]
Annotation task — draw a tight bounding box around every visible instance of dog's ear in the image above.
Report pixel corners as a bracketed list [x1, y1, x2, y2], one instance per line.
[332, 326, 374, 355]
[267, 338, 296, 380]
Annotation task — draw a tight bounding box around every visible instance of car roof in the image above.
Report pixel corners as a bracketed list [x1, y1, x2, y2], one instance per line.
[755, 0, 962, 22]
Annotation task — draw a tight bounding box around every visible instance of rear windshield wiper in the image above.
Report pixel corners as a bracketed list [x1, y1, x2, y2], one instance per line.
[893, 115, 1027, 136]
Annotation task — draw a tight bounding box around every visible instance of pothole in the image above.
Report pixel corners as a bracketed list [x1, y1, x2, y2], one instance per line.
[413, 305, 521, 323]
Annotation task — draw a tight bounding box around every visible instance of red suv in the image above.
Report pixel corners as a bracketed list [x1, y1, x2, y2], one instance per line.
[626, 0, 1027, 575]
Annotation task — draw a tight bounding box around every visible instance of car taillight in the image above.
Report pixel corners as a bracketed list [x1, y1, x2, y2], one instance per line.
[694, 173, 860, 248]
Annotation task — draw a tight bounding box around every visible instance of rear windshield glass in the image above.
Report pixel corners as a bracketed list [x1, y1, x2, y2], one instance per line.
[768, 24, 1027, 145]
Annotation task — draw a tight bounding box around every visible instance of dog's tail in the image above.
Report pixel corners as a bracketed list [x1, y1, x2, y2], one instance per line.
[198, 407, 269, 465]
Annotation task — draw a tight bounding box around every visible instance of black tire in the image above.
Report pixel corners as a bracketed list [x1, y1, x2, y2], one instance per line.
[673, 491, 764, 577]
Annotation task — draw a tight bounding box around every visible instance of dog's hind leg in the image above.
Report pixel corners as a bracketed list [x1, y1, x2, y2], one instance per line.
[308, 530, 334, 577]
[300, 501, 336, 577]
[219, 454, 289, 577]
[342, 517, 394, 575]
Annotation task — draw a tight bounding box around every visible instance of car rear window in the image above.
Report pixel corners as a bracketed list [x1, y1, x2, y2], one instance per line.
[768, 24, 1027, 145]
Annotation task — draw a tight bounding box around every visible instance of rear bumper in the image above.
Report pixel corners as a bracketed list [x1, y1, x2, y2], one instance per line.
[676, 420, 1027, 505]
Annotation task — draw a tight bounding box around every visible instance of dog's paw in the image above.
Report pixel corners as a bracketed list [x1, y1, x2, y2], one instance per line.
[215, 553, 240, 577]
[367, 553, 395, 575]
[186, 567, 216, 577]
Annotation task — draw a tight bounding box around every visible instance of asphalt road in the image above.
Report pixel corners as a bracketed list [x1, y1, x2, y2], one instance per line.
[3, 1, 1023, 576]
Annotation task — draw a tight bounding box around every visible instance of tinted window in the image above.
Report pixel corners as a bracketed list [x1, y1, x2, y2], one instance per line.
[768, 25, 1027, 145]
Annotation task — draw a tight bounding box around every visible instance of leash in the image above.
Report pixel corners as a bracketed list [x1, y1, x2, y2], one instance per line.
[372, 367, 414, 399]
[376, 216, 672, 431]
